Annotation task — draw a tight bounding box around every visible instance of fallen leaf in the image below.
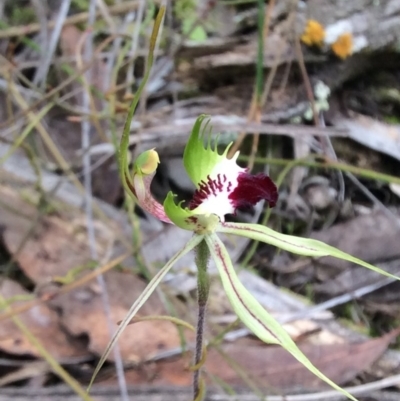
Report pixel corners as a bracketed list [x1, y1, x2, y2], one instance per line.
[121, 330, 399, 391]
[311, 210, 400, 274]
[209, 331, 399, 390]
[0, 279, 88, 359]
[315, 259, 400, 297]
[0, 185, 191, 362]
[55, 270, 193, 363]
[335, 113, 400, 162]
[0, 184, 115, 283]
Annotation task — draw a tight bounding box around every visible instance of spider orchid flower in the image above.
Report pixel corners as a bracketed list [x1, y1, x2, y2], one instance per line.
[127, 115, 278, 234]
[95, 116, 400, 401]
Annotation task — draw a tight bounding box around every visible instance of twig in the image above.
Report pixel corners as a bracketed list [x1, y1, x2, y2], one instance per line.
[33, 0, 72, 89]
[5, 74, 84, 190]
[229, 0, 277, 163]
[0, 34, 117, 130]
[0, 77, 41, 100]
[210, 374, 400, 400]
[0, 0, 157, 39]
[81, 1, 128, 400]
[125, 0, 146, 95]
[345, 171, 400, 229]
[95, 0, 116, 32]
[30, 0, 49, 87]
[280, 271, 400, 325]
[0, 253, 129, 323]
[320, 113, 346, 203]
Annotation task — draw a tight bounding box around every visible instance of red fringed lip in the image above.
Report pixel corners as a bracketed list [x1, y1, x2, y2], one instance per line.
[189, 170, 278, 217]
[229, 172, 278, 210]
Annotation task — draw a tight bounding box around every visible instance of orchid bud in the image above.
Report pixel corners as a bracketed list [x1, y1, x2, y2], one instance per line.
[134, 149, 160, 175]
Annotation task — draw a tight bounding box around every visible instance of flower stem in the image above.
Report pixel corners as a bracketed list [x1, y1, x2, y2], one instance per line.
[193, 239, 210, 401]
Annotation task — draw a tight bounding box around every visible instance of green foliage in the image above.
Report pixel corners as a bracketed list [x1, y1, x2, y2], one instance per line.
[9, 6, 36, 25]
[174, 0, 207, 41]
[71, 0, 89, 11]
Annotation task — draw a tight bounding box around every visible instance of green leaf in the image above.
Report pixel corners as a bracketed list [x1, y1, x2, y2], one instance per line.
[183, 115, 233, 187]
[88, 234, 204, 392]
[163, 192, 220, 233]
[205, 233, 358, 401]
[219, 222, 400, 281]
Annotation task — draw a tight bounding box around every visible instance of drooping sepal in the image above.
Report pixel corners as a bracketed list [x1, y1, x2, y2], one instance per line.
[89, 233, 204, 391]
[164, 192, 220, 234]
[205, 233, 358, 401]
[219, 222, 400, 281]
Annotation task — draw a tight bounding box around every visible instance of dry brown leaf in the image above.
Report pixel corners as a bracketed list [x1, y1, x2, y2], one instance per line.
[3, 213, 111, 283]
[0, 184, 115, 284]
[55, 270, 192, 363]
[311, 210, 400, 274]
[121, 331, 399, 391]
[0, 186, 192, 363]
[210, 331, 399, 390]
[0, 279, 88, 359]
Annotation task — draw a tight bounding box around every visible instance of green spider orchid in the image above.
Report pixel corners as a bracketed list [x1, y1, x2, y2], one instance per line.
[88, 8, 400, 400]
[90, 114, 400, 401]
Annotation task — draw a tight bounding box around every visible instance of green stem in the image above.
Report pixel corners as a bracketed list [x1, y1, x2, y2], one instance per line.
[193, 239, 210, 401]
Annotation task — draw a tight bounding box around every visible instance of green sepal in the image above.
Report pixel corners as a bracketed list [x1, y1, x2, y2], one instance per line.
[183, 115, 232, 187]
[218, 222, 400, 282]
[205, 233, 358, 401]
[164, 192, 220, 233]
[88, 233, 204, 392]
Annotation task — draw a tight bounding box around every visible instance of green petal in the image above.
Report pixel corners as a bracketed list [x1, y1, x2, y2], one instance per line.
[205, 233, 358, 401]
[164, 192, 220, 233]
[218, 222, 400, 282]
[88, 233, 204, 392]
[183, 115, 233, 187]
